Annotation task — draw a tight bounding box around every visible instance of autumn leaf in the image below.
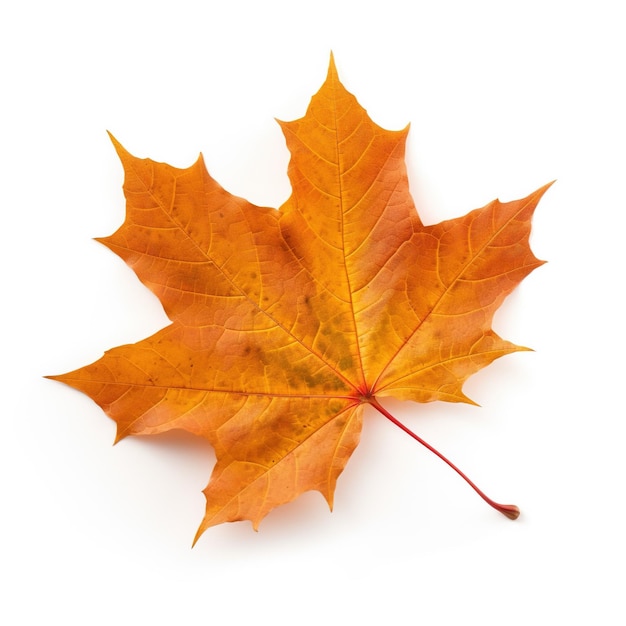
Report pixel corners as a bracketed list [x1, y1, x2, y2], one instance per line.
[50, 56, 548, 543]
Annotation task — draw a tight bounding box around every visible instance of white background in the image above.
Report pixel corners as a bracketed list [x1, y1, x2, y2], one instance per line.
[2, 1, 624, 623]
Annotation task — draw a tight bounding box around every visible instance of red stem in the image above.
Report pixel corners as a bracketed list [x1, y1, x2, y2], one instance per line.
[367, 397, 519, 520]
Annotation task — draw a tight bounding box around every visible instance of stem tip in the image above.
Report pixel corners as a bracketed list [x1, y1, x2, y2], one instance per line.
[497, 504, 520, 520]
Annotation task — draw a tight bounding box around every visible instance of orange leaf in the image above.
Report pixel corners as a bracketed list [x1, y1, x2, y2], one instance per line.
[50, 56, 549, 542]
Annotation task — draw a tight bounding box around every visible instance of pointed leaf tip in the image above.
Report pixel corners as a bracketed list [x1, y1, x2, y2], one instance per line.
[107, 131, 131, 162]
[106, 130, 119, 147]
[327, 51, 339, 81]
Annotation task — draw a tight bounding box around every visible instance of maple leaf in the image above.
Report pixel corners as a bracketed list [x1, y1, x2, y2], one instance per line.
[50, 56, 549, 543]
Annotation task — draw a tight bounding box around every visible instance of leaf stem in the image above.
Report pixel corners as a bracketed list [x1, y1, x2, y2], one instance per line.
[367, 397, 520, 520]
